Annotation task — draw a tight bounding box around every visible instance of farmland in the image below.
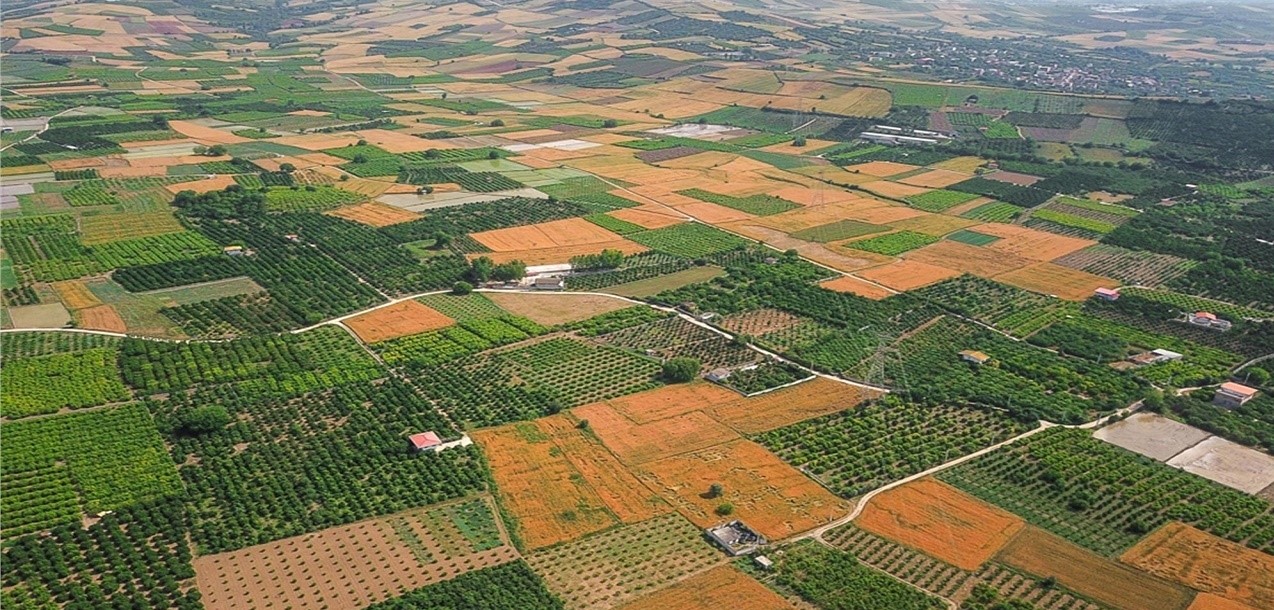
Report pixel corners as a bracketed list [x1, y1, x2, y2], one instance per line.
[2, 0, 1273, 606]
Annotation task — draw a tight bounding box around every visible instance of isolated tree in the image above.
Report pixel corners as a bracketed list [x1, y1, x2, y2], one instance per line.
[662, 357, 700, 383]
[489, 118, 505, 127]
[192, 145, 208, 155]
[715, 503, 734, 516]
[207, 144, 228, 156]
[452, 281, 473, 295]
[352, 153, 368, 164]
[279, 163, 296, 173]
[708, 483, 724, 498]
[177, 406, 231, 435]
[602, 119, 618, 128]
[469, 256, 495, 282]
[576, 419, 590, 430]
[793, 136, 807, 147]
[487, 149, 500, 160]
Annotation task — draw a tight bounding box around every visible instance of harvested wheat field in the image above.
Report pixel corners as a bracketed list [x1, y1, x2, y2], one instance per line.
[857, 478, 1024, 571]
[904, 240, 1031, 278]
[636, 439, 850, 539]
[344, 300, 453, 343]
[605, 382, 740, 424]
[165, 174, 238, 194]
[860, 180, 931, 200]
[898, 169, 972, 188]
[537, 415, 670, 524]
[887, 213, 978, 236]
[856, 259, 962, 292]
[474, 240, 647, 265]
[52, 280, 102, 310]
[998, 526, 1193, 610]
[474, 421, 623, 549]
[930, 156, 986, 173]
[326, 200, 421, 227]
[994, 262, 1118, 300]
[485, 292, 631, 326]
[574, 402, 739, 466]
[616, 565, 796, 610]
[843, 161, 919, 177]
[76, 305, 127, 333]
[1188, 594, 1259, 610]
[471, 217, 634, 251]
[607, 207, 686, 229]
[975, 223, 1095, 261]
[1121, 522, 1274, 610]
[168, 120, 250, 144]
[819, 275, 895, 299]
[707, 377, 876, 434]
[194, 499, 517, 610]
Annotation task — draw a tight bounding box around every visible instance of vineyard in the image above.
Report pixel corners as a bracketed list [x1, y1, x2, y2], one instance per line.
[759, 398, 1032, 497]
[938, 428, 1274, 556]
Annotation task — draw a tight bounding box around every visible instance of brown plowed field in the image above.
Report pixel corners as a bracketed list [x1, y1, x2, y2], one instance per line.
[573, 402, 739, 466]
[606, 382, 740, 424]
[616, 565, 796, 610]
[485, 292, 631, 326]
[1121, 522, 1274, 610]
[194, 499, 517, 610]
[326, 201, 421, 227]
[999, 526, 1193, 610]
[994, 262, 1118, 301]
[898, 169, 972, 188]
[76, 305, 127, 333]
[344, 300, 453, 343]
[857, 478, 1024, 571]
[707, 377, 877, 434]
[856, 259, 961, 291]
[819, 275, 894, 299]
[635, 439, 850, 540]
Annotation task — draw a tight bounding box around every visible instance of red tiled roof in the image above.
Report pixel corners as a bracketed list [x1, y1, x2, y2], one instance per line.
[1218, 382, 1258, 398]
[408, 431, 442, 449]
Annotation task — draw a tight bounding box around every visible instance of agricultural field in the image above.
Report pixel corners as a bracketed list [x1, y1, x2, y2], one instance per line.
[3, 0, 1274, 606]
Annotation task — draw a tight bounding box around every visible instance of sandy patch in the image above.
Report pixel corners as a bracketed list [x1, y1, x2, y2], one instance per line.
[484, 292, 631, 326]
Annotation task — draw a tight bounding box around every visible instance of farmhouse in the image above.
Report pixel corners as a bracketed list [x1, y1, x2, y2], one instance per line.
[959, 350, 992, 365]
[1093, 287, 1121, 301]
[222, 245, 246, 256]
[1213, 382, 1259, 409]
[531, 276, 565, 291]
[408, 431, 442, 452]
[706, 521, 767, 556]
[1187, 311, 1232, 331]
[705, 368, 732, 383]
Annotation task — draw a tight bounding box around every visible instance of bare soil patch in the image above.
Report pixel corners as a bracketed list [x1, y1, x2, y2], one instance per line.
[1094, 413, 1211, 462]
[857, 478, 1024, 571]
[904, 240, 1031, 278]
[1121, 522, 1274, 610]
[1164, 436, 1274, 495]
[52, 280, 102, 310]
[485, 292, 630, 326]
[76, 305, 127, 333]
[842, 161, 919, 177]
[998, 526, 1193, 610]
[344, 300, 453, 343]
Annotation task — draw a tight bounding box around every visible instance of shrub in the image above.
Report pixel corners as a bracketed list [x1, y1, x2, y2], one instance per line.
[662, 356, 700, 383]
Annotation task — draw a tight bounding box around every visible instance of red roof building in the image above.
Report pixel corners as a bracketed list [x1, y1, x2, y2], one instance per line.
[408, 431, 443, 452]
[1214, 382, 1259, 409]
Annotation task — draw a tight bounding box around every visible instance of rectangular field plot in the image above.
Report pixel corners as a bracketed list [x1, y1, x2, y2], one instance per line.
[1053, 244, 1195, 287]
[1, 403, 181, 538]
[995, 526, 1193, 610]
[194, 498, 518, 610]
[474, 415, 668, 550]
[634, 439, 851, 540]
[1120, 522, 1274, 610]
[1094, 413, 1212, 462]
[1, 347, 129, 418]
[938, 428, 1274, 557]
[595, 316, 760, 372]
[627, 223, 749, 258]
[1166, 436, 1274, 495]
[616, 565, 794, 610]
[526, 513, 722, 610]
[759, 401, 1031, 497]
